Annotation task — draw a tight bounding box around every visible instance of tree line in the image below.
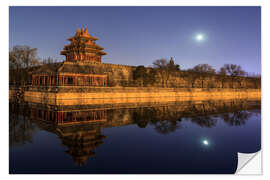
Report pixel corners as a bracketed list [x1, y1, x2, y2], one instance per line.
[133, 58, 261, 89]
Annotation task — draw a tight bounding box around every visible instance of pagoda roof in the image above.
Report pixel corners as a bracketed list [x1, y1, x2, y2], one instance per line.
[61, 27, 106, 58]
[58, 62, 106, 74]
[68, 27, 99, 41]
[63, 43, 105, 51]
[60, 46, 106, 55]
[32, 62, 63, 74]
[32, 62, 107, 75]
[28, 65, 43, 74]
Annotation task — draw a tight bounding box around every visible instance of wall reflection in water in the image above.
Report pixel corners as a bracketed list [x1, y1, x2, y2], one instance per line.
[9, 99, 260, 166]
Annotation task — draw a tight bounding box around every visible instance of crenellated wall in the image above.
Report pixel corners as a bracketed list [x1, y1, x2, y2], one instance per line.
[65, 62, 260, 88]
[95, 62, 136, 86]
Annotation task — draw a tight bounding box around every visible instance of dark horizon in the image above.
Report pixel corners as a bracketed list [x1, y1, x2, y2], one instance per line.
[9, 6, 261, 74]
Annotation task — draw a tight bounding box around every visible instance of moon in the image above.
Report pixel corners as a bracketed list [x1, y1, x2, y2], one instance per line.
[203, 140, 209, 145]
[196, 34, 204, 41]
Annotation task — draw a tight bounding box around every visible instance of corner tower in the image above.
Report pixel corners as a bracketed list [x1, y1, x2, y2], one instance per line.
[61, 27, 107, 63]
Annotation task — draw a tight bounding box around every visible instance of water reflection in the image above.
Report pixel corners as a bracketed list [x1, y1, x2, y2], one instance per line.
[9, 103, 37, 147]
[222, 111, 252, 126]
[202, 139, 210, 146]
[187, 115, 217, 128]
[9, 99, 260, 168]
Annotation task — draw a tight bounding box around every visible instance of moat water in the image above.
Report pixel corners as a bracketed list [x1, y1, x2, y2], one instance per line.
[9, 100, 261, 174]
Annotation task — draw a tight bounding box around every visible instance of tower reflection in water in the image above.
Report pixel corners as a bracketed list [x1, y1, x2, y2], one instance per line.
[57, 125, 106, 166]
[30, 106, 108, 166]
[9, 99, 260, 166]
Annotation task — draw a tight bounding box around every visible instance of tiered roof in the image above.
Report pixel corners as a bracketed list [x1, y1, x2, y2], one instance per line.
[31, 61, 106, 75]
[61, 27, 107, 62]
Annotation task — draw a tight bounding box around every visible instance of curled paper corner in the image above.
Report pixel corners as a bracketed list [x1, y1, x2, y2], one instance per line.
[235, 150, 262, 175]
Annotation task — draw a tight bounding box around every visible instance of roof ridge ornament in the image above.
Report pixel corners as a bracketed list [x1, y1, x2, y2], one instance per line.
[85, 27, 89, 36]
[81, 26, 84, 34]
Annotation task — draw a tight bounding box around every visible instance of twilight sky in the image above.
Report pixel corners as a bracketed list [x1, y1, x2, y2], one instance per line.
[9, 6, 261, 74]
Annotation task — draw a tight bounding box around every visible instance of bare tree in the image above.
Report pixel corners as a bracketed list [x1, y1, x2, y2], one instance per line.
[220, 64, 246, 76]
[152, 58, 180, 87]
[190, 64, 216, 74]
[153, 59, 170, 87]
[217, 64, 247, 89]
[188, 64, 216, 88]
[133, 65, 147, 87]
[9, 45, 40, 86]
[218, 67, 227, 76]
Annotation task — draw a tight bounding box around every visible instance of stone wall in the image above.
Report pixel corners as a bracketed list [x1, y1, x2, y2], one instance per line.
[10, 87, 261, 106]
[85, 62, 136, 86]
[17, 61, 259, 88]
[78, 62, 260, 88]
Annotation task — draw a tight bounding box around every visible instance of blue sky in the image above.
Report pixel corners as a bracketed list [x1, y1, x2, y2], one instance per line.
[9, 6, 261, 74]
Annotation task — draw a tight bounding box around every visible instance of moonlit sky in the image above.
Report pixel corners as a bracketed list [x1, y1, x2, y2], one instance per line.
[9, 6, 261, 74]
